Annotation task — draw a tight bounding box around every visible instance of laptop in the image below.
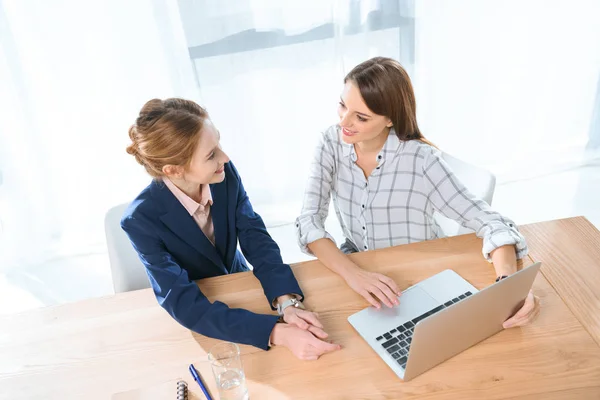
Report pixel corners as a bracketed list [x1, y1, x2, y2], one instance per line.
[348, 262, 542, 381]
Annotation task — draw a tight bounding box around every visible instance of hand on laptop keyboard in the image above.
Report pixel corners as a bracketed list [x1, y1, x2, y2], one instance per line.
[343, 267, 402, 309]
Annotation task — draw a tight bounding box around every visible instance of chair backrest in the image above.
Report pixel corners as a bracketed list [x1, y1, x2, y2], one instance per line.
[105, 203, 151, 293]
[433, 152, 497, 237]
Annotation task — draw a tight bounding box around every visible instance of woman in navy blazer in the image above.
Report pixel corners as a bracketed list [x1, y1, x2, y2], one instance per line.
[122, 98, 340, 360]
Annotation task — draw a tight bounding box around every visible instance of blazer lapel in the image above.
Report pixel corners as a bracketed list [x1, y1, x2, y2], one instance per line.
[209, 181, 229, 259]
[152, 181, 224, 269]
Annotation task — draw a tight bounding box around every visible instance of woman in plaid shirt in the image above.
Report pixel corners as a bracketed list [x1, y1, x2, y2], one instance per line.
[296, 57, 539, 328]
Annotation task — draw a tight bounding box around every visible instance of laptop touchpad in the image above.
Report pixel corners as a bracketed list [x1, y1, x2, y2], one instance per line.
[391, 285, 438, 320]
[356, 286, 439, 335]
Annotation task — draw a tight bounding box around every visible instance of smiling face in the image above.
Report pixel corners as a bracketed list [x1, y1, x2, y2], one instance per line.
[337, 80, 393, 145]
[185, 119, 230, 184]
[171, 119, 230, 185]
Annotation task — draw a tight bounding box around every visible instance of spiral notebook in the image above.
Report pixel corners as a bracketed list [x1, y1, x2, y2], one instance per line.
[111, 379, 202, 400]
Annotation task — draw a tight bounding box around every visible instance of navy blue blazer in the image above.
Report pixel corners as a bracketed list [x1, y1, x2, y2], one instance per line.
[121, 162, 303, 350]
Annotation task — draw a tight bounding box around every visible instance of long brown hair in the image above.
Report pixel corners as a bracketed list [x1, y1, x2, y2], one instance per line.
[126, 98, 209, 177]
[345, 57, 434, 146]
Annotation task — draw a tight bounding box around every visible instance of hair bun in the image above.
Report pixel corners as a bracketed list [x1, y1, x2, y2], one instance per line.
[126, 125, 145, 166]
[126, 98, 209, 178]
[136, 99, 165, 128]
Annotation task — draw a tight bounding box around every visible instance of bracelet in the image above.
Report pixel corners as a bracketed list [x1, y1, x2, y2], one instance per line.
[495, 275, 509, 283]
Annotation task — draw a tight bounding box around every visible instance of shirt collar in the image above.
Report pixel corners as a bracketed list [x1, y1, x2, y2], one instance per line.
[340, 126, 402, 162]
[162, 177, 213, 216]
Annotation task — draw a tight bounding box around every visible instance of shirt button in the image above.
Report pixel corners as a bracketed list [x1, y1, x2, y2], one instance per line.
[362, 226, 366, 230]
[376, 166, 380, 169]
[378, 155, 382, 160]
[364, 245, 368, 250]
[361, 204, 365, 209]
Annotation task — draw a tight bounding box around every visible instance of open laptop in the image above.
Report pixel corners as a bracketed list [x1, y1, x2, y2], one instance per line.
[348, 262, 541, 381]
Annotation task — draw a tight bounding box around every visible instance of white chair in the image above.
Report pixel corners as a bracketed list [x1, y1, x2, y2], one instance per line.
[433, 152, 497, 237]
[105, 203, 150, 293]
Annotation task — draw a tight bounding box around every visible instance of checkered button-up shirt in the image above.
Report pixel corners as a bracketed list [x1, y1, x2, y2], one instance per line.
[295, 125, 528, 261]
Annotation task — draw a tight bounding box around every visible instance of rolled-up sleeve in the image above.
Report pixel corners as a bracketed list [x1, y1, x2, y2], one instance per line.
[422, 149, 528, 261]
[295, 133, 337, 254]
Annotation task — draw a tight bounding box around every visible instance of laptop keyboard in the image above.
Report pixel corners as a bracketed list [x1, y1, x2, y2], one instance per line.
[375, 291, 473, 370]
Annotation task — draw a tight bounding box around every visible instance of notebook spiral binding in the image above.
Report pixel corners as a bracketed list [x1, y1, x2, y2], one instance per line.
[176, 380, 188, 400]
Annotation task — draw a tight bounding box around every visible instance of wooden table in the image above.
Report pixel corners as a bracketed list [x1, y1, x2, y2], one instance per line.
[1, 217, 599, 399]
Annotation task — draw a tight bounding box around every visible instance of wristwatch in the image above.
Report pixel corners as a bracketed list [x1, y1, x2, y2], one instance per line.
[276, 297, 305, 316]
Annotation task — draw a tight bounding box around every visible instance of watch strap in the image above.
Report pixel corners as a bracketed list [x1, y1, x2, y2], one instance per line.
[277, 298, 304, 315]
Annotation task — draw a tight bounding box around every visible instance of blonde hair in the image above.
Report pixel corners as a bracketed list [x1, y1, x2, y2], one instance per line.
[126, 98, 209, 177]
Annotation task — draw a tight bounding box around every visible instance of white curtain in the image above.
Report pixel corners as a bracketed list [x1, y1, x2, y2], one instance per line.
[178, 0, 337, 44]
[0, 0, 198, 274]
[1, 0, 599, 287]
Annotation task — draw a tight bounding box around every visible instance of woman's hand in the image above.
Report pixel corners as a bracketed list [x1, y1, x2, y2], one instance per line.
[503, 290, 540, 328]
[270, 323, 341, 361]
[342, 266, 401, 309]
[283, 307, 328, 339]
